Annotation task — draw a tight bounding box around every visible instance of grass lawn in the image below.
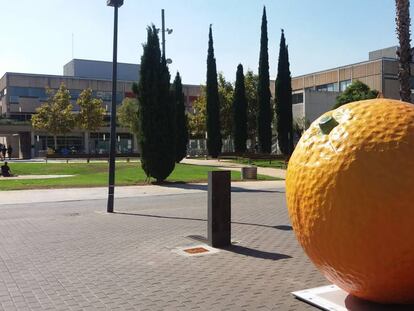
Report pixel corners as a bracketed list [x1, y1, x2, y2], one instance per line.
[0, 162, 276, 191]
[229, 158, 287, 169]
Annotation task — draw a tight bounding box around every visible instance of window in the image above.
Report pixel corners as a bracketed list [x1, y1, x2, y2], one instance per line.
[316, 83, 338, 92]
[70, 90, 81, 100]
[9, 96, 20, 103]
[8, 86, 47, 98]
[339, 80, 352, 92]
[292, 93, 304, 105]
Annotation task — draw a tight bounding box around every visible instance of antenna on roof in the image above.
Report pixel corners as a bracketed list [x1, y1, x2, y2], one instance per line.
[72, 33, 74, 59]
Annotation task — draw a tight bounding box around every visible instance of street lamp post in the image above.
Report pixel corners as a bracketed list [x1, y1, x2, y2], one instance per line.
[106, 0, 124, 213]
[161, 9, 173, 63]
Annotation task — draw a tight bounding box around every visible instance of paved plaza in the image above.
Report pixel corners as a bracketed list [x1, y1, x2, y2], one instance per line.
[0, 181, 328, 310]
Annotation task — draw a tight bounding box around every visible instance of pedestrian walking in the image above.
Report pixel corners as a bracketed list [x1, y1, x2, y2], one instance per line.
[0, 145, 6, 161]
[7, 145, 13, 160]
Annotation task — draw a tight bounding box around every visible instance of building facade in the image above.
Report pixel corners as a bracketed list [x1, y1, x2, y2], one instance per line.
[0, 59, 201, 158]
[288, 46, 414, 124]
[0, 48, 411, 158]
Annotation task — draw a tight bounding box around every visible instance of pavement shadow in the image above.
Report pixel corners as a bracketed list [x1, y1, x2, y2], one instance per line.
[114, 212, 205, 222]
[233, 221, 292, 230]
[114, 212, 291, 231]
[345, 294, 414, 310]
[155, 181, 284, 193]
[273, 225, 293, 231]
[222, 244, 292, 261]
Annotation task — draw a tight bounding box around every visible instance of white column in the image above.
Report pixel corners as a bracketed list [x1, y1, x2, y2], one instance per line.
[84, 131, 90, 154]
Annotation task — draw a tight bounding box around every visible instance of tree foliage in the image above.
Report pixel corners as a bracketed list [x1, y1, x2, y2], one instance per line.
[293, 117, 310, 140]
[187, 73, 234, 140]
[118, 97, 140, 135]
[172, 72, 189, 163]
[218, 73, 234, 138]
[232, 64, 248, 152]
[188, 86, 206, 138]
[31, 83, 75, 149]
[275, 29, 294, 157]
[334, 80, 379, 108]
[245, 70, 259, 145]
[76, 88, 105, 132]
[395, 0, 412, 102]
[206, 25, 222, 158]
[137, 25, 175, 182]
[257, 6, 272, 153]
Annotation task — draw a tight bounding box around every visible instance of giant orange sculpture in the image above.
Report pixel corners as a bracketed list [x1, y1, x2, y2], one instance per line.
[286, 98, 414, 304]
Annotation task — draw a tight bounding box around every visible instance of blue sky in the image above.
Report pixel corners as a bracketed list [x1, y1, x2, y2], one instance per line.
[0, 0, 409, 85]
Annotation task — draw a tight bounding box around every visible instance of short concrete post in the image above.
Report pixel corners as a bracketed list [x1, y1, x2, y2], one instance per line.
[241, 167, 257, 180]
[208, 170, 231, 248]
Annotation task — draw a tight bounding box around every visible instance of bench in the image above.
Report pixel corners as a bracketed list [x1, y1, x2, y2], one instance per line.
[217, 152, 245, 161]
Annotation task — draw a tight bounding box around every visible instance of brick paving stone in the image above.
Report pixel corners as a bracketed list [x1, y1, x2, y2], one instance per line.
[0, 182, 327, 310]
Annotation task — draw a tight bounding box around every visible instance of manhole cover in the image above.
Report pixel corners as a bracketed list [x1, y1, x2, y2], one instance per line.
[183, 247, 209, 254]
[172, 244, 220, 257]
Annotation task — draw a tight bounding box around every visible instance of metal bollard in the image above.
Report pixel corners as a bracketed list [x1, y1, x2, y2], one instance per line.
[208, 170, 231, 247]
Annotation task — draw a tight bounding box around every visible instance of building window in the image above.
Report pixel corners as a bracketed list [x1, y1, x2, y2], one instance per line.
[8, 86, 47, 98]
[292, 93, 303, 105]
[9, 96, 20, 104]
[316, 83, 338, 92]
[89, 132, 133, 154]
[339, 80, 352, 92]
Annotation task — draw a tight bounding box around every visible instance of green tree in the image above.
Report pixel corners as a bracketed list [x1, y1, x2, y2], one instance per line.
[218, 73, 234, 138]
[137, 25, 175, 182]
[188, 86, 206, 138]
[275, 29, 294, 157]
[334, 80, 379, 108]
[257, 6, 272, 153]
[293, 117, 310, 140]
[118, 97, 140, 135]
[206, 24, 222, 158]
[31, 83, 75, 150]
[245, 70, 259, 146]
[395, 0, 412, 102]
[172, 72, 189, 163]
[188, 75, 233, 140]
[232, 64, 248, 153]
[76, 88, 105, 153]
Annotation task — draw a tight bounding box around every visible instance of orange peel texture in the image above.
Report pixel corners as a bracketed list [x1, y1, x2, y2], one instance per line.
[286, 98, 414, 304]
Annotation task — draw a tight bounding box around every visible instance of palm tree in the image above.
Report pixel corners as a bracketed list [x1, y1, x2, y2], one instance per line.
[395, 0, 412, 102]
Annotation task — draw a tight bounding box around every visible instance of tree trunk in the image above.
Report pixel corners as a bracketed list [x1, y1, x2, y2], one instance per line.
[395, 0, 412, 102]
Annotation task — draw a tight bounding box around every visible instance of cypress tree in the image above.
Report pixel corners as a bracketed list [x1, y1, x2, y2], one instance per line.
[172, 72, 189, 163]
[206, 24, 222, 158]
[137, 25, 175, 182]
[275, 29, 294, 157]
[233, 64, 247, 153]
[257, 6, 272, 153]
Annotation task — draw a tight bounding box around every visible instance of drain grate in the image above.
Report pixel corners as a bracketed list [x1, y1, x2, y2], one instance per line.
[183, 247, 209, 254]
[172, 244, 220, 257]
